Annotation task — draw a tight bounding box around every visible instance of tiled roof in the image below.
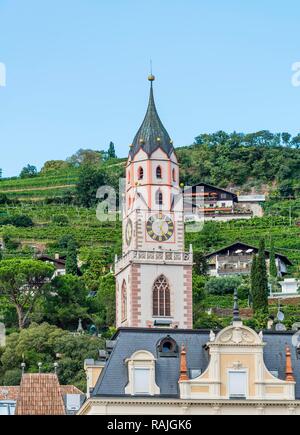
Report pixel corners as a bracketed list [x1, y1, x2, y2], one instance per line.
[92, 328, 300, 399]
[0, 386, 20, 401]
[15, 374, 66, 415]
[60, 385, 83, 395]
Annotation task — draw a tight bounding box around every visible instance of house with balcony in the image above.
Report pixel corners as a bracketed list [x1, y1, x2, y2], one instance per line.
[205, 242, 292, 277]
[184, 183, 254, 222]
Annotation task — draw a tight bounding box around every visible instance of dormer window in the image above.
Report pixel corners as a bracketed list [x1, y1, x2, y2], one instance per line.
[156, 166, 162, 179]
[125, 351, 160, 396]
[157, 336, 178, 357]
[138, 167, 144, 180]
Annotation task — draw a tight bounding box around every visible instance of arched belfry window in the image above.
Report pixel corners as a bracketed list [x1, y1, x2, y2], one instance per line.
[156, 166, 162, 179]
[153, 275, 171, 317]
[155, 190, 163, 206]
[138, 167, 144, 180]
[121, 280, 127, 322]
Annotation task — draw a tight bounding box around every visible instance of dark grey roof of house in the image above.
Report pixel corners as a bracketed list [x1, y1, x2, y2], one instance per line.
[92, 328, 300, 399]
[185, 182, 238, 202]
[204, 241, 293, 266]
[129, 82, 174, 159]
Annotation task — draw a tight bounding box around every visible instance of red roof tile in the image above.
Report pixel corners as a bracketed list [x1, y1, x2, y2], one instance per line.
[0, 386, 20, 401]
[15, 374, 66, 415]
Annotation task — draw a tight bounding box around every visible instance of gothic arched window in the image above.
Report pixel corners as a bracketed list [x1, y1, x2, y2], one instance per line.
[156, 166, 162, 179]
[138, 167, 144, 180]
[155, 190, 163, 206]
[172, 168, 176, 182]
[153, 275, 171, 317]
[121, 280, 127, 322]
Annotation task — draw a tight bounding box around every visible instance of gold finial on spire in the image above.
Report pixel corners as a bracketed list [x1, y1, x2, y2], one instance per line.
[148, 59, 155, 82]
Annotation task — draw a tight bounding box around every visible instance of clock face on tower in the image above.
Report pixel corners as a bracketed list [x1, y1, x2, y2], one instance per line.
[125, 218, 133, 246]
[146, 213, 174, 242]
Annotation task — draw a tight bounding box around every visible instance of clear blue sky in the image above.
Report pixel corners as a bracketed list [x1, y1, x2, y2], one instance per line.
[0, 0, 300, 177]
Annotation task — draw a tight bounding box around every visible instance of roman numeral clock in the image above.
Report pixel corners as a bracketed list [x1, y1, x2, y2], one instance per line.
[146, 213, 174, 242]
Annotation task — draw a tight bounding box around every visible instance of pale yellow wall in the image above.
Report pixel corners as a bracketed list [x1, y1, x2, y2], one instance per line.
[219, 354, 256, 397]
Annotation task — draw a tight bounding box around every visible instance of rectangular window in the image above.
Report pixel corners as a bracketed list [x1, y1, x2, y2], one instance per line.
[134, 368, 150, 394]
[228, 371, 247, 399]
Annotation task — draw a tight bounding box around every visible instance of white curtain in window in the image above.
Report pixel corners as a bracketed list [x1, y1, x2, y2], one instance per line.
[229, 371, 247, 397]
[134, 368, 150, 394]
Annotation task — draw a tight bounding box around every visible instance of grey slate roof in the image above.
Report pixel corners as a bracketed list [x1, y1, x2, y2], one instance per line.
[92, 328, 300, 399]
[129, 83, 174, 159]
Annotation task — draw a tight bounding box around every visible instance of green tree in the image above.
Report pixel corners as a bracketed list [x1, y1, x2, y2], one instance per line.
[91, 273, 115, 329]
[204, 276, 243, 296]
[0, 193, 11, 205]
[251, 240, 269, 313]
[33, 275, 88, 329]
[107, 142, 117, 159]
[0, 323, 104, 390]
[269, 238, 278, 278]
[193, 252, 209, 275]
[76, 165, 107, 207]
[19, 164, 37, 178]
[67, 149, 102, 167]
[65, 240, 78, 275]
[0, 259, 54, 329]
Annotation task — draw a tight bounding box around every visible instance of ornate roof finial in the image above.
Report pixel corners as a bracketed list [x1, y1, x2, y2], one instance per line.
[179, 344, 189, 381]
[285, 346, 295, 382]
[148, 59, 155, 82]
[129, 73, 174, 159]
[233, 288, 241, 323]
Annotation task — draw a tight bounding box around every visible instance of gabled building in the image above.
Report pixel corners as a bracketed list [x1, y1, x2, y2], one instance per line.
[205, 241, 292, 277]
[184, 184, 265, 221]
[0, 373, 84, 415]
[37, 254, 67, 278]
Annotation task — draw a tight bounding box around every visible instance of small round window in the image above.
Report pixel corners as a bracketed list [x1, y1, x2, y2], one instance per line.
[158, 336, 177, 355]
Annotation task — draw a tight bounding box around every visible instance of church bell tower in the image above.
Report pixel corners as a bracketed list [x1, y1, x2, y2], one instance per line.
[115, 75, 193, 329]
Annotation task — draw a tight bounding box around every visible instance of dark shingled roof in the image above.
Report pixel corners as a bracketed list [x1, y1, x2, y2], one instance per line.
[92, 328, 300, 399]
[204, 241, 293, 266]
[129, 82, 174, 159]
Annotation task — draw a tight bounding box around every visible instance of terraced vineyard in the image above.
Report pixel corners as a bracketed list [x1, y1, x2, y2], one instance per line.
[0, 170, 79, 200]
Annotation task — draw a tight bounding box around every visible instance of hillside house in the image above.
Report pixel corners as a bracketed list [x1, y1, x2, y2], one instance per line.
[205, 242, 292, 277]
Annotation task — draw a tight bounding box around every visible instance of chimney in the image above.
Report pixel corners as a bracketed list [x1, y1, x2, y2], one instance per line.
[55, 253, 60, 260]
[179, 345, 189, 381]
[84, 359, 106, 398]
[285, 346, 295, 382]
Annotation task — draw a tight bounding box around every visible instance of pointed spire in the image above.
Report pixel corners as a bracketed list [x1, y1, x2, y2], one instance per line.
[233, 288, 241, 323]
[129, 76, 174, 159]
[285, 346, 295, 382]
[179, 344, 189, 381]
